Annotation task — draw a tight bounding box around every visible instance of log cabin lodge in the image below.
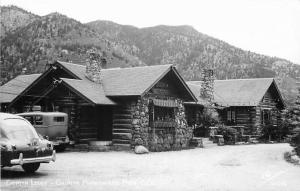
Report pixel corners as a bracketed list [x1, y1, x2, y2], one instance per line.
[0, 60, 197, 151]
[0, 60, 285, 150]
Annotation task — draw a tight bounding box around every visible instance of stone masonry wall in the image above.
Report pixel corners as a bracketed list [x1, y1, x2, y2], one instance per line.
[130, 95, 193, 152]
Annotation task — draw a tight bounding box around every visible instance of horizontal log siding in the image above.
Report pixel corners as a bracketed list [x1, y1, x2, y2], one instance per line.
[78, 106, 97, 141]
[112, 103, 133, 147]
[259, 91, 280, 126]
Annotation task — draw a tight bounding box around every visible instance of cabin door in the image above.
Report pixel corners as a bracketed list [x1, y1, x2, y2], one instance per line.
[261, 109, 271, 125]
[96, 106, 113, 141]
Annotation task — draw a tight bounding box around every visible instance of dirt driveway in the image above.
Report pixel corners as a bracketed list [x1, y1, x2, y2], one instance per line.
[1, 143, 300, 191]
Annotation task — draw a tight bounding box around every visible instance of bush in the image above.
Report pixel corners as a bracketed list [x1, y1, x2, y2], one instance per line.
[291, 133, 300, 157]
[193, 107, 220, 137]
[200, 108, 220, 127]
[217, 126, 237, 144]
[260, 124, 278, 141]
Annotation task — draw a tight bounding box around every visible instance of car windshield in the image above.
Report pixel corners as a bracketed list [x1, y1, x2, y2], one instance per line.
[0, 118, 39, 141]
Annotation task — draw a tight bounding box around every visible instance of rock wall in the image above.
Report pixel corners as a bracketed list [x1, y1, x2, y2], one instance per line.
[130, 95, 193, 152]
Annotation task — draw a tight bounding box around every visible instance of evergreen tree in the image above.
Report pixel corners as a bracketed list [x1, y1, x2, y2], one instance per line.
[288, 80, 300, 156]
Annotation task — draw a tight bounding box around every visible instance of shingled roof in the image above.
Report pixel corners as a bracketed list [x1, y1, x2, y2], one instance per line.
[0, 74, 41, 103]
[187, 78, 284, 107]
[56, 61, 193, 97]
[60, 78, 116, 105]
[2, 61, 196, 106]
[101, 65, 173, 96]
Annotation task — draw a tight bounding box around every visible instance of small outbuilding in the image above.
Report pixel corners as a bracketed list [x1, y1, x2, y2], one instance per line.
[187, 78, 286, 135]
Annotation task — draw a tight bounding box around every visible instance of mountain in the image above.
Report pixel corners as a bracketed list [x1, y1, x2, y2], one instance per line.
[0, 7, 144, 83]
[1, 6, 299, 105]
[0, 5, 39, 39]
[87, 20, 300, 104]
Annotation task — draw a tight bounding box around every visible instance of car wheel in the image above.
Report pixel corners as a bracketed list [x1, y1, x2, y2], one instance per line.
[22, 163, 40, 173]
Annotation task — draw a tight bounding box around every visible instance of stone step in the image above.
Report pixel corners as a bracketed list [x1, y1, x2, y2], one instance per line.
[202, 141, 218, 148]
[112, 138, 131, 145]
[113, 133, 132, 140]
[74, 143, 89, 149]
[88, 145, 111, 152]
[198, 137, 218, 148]
[201, 137, 211, 142]
[89, 141, 112, 146]
[111, 143, 131, 151]
[68, 143, 112, 152]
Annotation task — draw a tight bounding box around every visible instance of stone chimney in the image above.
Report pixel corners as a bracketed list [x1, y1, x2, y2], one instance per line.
[200, 68, 214, 103]
[86, 48, 105, 84]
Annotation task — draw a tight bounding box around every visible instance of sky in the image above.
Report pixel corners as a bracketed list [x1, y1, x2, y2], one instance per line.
[2, 0, 300, 64]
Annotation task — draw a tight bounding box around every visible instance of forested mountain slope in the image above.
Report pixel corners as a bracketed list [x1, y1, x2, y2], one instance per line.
[1, 6, 299, 104]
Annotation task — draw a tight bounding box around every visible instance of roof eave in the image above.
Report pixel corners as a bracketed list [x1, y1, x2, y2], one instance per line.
[60, 80, 116, 106]
[171, 66, 197, 102]
[9, 68, 53, 108]
[140, 65, 197, 102]
[140, 66, 172, 97]
[272, 79, 286, 108]
[54, 60, 83, 80]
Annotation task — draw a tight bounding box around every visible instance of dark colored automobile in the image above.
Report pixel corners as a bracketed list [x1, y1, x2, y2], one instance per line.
[0, 113, 56, 173]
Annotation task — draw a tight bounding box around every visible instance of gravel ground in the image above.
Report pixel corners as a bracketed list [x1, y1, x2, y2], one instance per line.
[1, 143, 300, 191]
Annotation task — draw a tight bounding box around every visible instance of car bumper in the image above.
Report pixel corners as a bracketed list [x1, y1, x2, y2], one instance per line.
[10, 150, 56, 165]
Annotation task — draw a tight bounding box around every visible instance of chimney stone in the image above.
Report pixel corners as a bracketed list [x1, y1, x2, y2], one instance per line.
[200, 68, 214, 103]
[86, 48, 103, 84]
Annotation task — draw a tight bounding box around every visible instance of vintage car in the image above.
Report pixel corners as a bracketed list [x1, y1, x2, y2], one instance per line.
[17, 112, 70, 151]
[0, 113, 56, 173]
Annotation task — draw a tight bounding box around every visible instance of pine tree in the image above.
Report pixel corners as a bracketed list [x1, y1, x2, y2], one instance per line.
[289, 79, 300, 156]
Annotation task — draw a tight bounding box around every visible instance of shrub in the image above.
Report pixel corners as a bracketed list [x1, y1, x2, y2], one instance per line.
[217, 126, 237, 144]
[200, 107, 220, 127]
[291, 133, 300, 157]
[193, 107, 220, 137]
[260, 124, 278, 141]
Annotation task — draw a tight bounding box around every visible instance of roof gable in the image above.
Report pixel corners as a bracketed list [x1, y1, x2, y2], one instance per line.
[54, 60, 86, 79]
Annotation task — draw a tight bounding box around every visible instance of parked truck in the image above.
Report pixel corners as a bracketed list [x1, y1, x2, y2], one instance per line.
[17, 112, 69, 151]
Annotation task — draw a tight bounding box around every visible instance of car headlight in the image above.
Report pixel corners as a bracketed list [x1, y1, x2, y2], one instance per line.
[47, 142, 53, 149]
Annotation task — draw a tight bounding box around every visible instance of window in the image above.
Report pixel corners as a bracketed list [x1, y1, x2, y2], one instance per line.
[1, 119, 39, 141]
[53, 116, 65, 122]
[154, 106, 175, 122]
[23, 116, 34, 124]
[261, 109, 271, 125]
[34, 115, 43, 125]
[226, 108, 236, 125]
[149, 99, 177, 128]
